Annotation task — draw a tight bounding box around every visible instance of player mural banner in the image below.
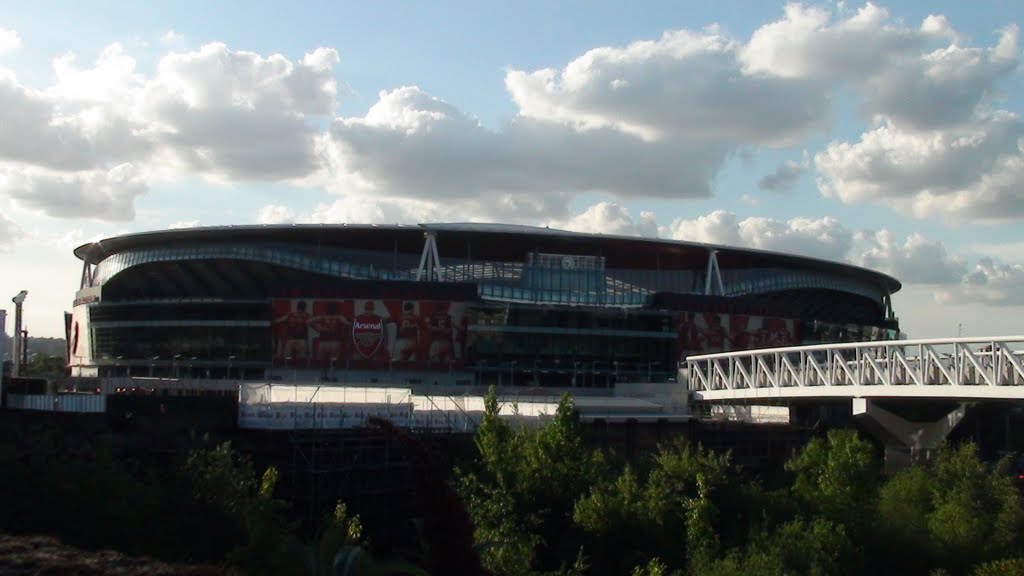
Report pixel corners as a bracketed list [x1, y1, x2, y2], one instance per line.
[675, 312, 798, 361]
[272, 299, 468, 369]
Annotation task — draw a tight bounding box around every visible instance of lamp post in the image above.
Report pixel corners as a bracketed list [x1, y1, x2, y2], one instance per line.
[151, 356, 159, 378]
[510, 360, 517, 388]
[329, 356, 337, 381]
[188, 356, 197, 380]
[648, 361, 659, 382]
[573, 361, 582, 388]
[227, 355, 236, 380]
[613, 360, 619, 389]
[285, 356, 294, 382]
[173, 354, 182, 379]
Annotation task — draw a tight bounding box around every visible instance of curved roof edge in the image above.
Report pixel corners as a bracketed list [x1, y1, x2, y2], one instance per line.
[74, 222, 902, 293]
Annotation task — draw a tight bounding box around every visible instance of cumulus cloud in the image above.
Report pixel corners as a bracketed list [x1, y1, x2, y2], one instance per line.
[2, 163, 147, 220]
[317, 5, 1021, 224]
[741, 6, 1018, 129]
[506, 28, 830, 145]
[0, 28, 20, 56]
[322, 86, 725, 222]
[0, 41, 339, 219]
[741, 3, 925, 81]
[937, 259, 1024, 306]
[758, 158, 808, 192]
[140, 43, 339, 180]
[664, 210, 743, 246]
[815, 113, 1024, 220]
[551, 201, 659, 237]
[663, 208, 988, 282]
[0, 68, 146, 171]
[662, 208, 1021, 307]
[861, 25, 1019, 130]
[855, 230, 966, 284]
[308, 195, 448, 225]
[0, 4, 1021, 231]
[256, 204, 297, 224]
[666, 210, 853, 261]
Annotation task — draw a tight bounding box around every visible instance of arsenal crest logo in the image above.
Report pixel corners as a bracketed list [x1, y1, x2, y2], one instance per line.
[352, 303, 384, 358]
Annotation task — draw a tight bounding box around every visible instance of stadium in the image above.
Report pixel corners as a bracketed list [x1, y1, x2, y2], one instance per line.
[68, 223, 902, 391]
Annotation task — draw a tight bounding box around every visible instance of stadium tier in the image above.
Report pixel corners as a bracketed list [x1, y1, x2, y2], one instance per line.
[69, 223, 901, 388]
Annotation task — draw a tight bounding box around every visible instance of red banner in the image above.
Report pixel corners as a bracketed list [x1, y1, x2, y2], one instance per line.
[272, 299, 468, 370]
[674, 312, 798, 361]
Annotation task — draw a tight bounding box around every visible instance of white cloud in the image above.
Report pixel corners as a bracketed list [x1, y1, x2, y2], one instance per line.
[256, 204, 296, 225]
[666, 210, 852, 261]
[0, 28, 20, 56]
[862, 25, 1019, 130]
[854, 230, 966, 284]
[937, 259, 1024, 306]
[0, 67, 147, 172]
[141, 43, 339, 181]
[551, 201, 659, 237]
[0, 4, 1019, 234]
[815, 113, 1024, 220]
[2, 163, 147, 220]
[160, 30, 183, 46]
[660, 209, 1011, 298]
[308, 195, 448, 225]
[665, 210, 743, 246]
[506, 28, 830, 146]
[0, 42, 340, 220]
[317, 5, 1021, 224]
[739, 4, 1017, 131]
[48, 228, 108, 251]
[0, 213, 23, 250]
[758, 157, 808, 192]
[167, 220, 200, 229]
[741, 3, 922, 81]
[322, 86, 724, 223]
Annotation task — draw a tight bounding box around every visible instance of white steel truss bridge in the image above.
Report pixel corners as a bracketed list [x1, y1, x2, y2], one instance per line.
[686, 336, 1024, 471]
[687, 336, 1024, 402]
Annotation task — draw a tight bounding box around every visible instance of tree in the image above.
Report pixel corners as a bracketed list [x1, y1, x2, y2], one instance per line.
[875, 442, 1024, 575]
[971, 558, 1024, 576]
[875, 465, 934, 574]
[574, 466, 659, 575]
[786, 429, 879, 538]
[458, 387, 603, 575]
[230, 467, 304, 576]
[928, 444, 1024, 573]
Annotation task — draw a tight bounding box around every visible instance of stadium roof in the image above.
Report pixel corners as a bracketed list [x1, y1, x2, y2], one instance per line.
[74, 223, 901, 293]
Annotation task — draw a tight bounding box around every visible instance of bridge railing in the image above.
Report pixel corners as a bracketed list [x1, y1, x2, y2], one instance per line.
[687, 336, 1024, 393]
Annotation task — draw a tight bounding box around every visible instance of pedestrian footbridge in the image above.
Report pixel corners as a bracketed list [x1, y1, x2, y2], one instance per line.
[686, 336, 1024, 471]
[687, 336, 1024, 402]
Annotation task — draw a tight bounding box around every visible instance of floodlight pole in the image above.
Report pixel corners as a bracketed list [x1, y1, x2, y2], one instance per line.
[10, 291, 27, 378]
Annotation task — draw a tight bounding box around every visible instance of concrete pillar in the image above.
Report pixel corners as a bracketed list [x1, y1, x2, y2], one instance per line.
[852, 398, 966, 474]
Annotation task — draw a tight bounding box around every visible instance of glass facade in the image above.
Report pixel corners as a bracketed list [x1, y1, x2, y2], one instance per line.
[91, 244, 887, 306]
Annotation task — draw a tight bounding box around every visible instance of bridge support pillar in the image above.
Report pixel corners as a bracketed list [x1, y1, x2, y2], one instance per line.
[852, 398, 966, 474]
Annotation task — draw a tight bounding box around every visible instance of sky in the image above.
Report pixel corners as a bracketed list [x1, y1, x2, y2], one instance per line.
[0, 1, 1021, 340]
